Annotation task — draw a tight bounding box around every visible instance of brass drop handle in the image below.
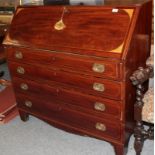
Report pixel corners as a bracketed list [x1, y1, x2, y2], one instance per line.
[17, 66, 25, 74]
[25, 100, 32, 108]
[95, 123, 106, 132]
[92, 63, 105, 73]
[94, 102, 106, 112]
[15, 51, 23, 59]
[20, 83, 29, 90]
[93, 83, 105, 92]
[54, 7, 67, 31]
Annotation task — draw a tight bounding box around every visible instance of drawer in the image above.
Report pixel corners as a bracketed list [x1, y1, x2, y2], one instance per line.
[13, 77, 122, 120]
[9, 62, 123, 100]
[7, 47, 122, 80]
[16, 93, 121, 140]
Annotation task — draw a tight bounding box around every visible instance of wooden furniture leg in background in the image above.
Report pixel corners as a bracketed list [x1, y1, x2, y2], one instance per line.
[130, 66, 154, 155]
[18, 110, 29, 122]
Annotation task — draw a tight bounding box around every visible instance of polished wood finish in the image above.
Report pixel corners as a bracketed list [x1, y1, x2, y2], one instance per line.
[13, 77, 122, 120]
[7, 47, 122, 80]
[16, 93, 122, 140]
[4, 1, 152, 154]
[7, 7, 131, 56]
[8, 61, 123, 100]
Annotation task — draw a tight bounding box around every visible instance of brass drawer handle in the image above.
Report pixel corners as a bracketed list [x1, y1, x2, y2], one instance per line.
[93, 83, 105, 92]
[20, 83, 29, 90]
[92, 63, 105, 73]
[95, 123, 106, 132]
[54, 7, 67, 31]
[15, 51, 23, 59]
[25, 100, 32, 108]
[94, 102, 106, 111]
[17, 66, 25, 74]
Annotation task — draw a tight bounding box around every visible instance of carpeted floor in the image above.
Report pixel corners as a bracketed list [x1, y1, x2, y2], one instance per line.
[0, 116, 154, 155]
[0, 63, 154, 155]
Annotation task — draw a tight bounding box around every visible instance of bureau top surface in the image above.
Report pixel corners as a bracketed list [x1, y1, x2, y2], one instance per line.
[3, 0, 150, 59]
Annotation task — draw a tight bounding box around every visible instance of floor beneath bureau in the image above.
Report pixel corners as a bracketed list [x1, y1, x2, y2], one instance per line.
[0, 116, 153, 155]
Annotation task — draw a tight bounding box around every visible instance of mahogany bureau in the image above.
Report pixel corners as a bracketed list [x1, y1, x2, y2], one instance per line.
[3, 0, 152, 154]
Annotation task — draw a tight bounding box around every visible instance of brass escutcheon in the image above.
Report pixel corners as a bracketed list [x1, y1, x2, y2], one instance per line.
[93, 83, 105, 92]
[94, 102, 106, 111]
[92, 63, 105, 73]
[25, 100, 32, 108]
[95, 123, 106, 132]
[20, 83, 28, 90]
[15, 51, 23, 59]
[17, 66, 25, 74]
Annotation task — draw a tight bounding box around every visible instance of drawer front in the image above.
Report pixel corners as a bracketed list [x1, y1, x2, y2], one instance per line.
[7, 47, 122, 80]
[9, 62, 123, 100]
[12, 77, 122, 120]
[16, 93, 121, 140]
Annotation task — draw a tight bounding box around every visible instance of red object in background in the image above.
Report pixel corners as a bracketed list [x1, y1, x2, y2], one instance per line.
[0, 83, 18, 124]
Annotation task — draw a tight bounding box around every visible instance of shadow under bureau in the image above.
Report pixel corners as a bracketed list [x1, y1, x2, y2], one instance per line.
[3, 0, 152, 154]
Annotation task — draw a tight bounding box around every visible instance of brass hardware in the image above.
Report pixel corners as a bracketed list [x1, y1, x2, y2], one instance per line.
[92, 63, 105, 73]
[93, 83, 105, 92]
[15, 51, 23, 59]
[20, 83, 28, 90]
[17, 66, 25, 74]
[54, 19, 66, 31]
[54, 7, 67, 30]
[25, 100, 32, 108]
[94, 102, 106, 111]
[95, 123, 106, 132]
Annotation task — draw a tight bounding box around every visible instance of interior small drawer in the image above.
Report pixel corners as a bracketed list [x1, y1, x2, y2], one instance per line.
[6, 47, 122, 80]
[15, 93, 122, 140]
[8, 62, 123, 100]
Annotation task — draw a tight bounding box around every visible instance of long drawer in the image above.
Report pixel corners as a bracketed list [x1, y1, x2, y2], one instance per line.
[8, 62, 123, 100]
[12, 77, 122, 120]
[7, 47, 123, 80]
[15, 92, 122, 140]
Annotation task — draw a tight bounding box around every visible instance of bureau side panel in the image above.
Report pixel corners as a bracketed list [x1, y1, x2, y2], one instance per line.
[122, 0, 152, 144]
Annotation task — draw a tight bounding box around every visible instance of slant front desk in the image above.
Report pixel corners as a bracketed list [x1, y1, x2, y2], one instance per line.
[3, 0, 152, 154]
